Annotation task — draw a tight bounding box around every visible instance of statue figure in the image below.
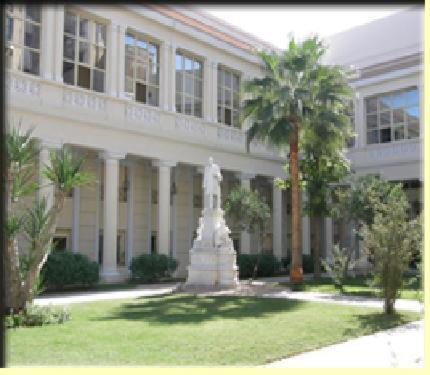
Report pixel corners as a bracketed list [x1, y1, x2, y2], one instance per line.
[203, 157, 222, 210]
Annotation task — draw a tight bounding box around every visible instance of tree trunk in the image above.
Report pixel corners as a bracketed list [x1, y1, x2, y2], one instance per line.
[384, 297, 395, 315]
[289, 117, 303, 283]
[313, 216, 322, 278]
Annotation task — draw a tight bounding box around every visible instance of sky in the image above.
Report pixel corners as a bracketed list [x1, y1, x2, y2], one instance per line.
[198, 6, 408, 49]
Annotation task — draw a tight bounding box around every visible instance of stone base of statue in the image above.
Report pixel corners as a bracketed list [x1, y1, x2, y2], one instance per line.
[185, 207, 239, 288]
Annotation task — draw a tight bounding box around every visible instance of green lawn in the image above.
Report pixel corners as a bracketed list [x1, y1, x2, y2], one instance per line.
[7, 294, 420, 366]
[278, 276, 423, 301]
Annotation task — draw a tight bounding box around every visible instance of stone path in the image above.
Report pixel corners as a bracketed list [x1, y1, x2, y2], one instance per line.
[266, 319, 424, 368]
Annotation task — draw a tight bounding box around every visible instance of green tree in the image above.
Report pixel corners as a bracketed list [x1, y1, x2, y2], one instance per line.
[362, 183, 420, 314]
[243, 37, 352, 282]
[5, 126, 94, 312]
[224, 186, 271, 279]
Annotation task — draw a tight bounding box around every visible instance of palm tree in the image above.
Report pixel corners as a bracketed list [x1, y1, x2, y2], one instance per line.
[242, 37, 351, 283]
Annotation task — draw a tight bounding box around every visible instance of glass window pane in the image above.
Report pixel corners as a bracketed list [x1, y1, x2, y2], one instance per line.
[393, 108, 405, 124]
[24, 22, 40, 49]
[184, 57, 192, 72]
[233, 74, 240, 91]
[23, 49, 39, 75]
[224, 108, 232, 125]
[6, 16, 13, 42]
[185, 75, 193, 95]
[148, 43, 158, 64]
[408, 118, 419, 139]
[378, 94, 391, 111]
[79, 18, 89, 39]
[125, 77, 133, 93]
[194, 99, 202, 118]
[136, 82, 146, 103]
[405, 106, 419, 125]
[125, 55, 133, 77]
[404, 88, 418, 106]
[380, 128, 391, 143]
[366, 97, 377, 113]
[147, 86, 159, 107]
[149, 63, 159, 85]
[367, 130, 378, 144]
[77, 65, 90, 89]
[224, 71, 232, 87]
[25, 6, 41, 23]
[224, 88, 231, 107]
[194, 79, 202, 98]
[233, 91, 239, 109]
[217, 86, 222, 105]
[79, 41, 90, 64]
[136, 63, 147, 82]
[175, 72, 183, 93]
[125, 34, 135, 53]
[394, 126, 404, 140]
[217, 68, 223, 86]
[175, 54, 182, 70]
[366, 114, 377, 129]
[93, 69, 104, 92]
[175, 93, 182, 113]
[391, 91, 404, 109]
[233, 110, 240, 127]
[95, 24, 106, 47]
[93, 46, 105, 69]
[63, 61, 75, 85]
[64, 11, 77, 35]
[136, 39, 147, 60]
[217, 106, 223, 123]
[379, 111, 391, 126]
[63, 35, 76, 60]
[194, 60, 202, 78]
[184, 96, 192, 115]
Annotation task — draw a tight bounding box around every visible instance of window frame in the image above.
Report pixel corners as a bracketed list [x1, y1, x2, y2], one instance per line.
[62, 7, 107, 93]
[217, 65, 241, 128]
[175, 50, 203, 118]
[365, 86, 420, 145]
[6, 5, 42, 76]
[124, 29, 160, 106]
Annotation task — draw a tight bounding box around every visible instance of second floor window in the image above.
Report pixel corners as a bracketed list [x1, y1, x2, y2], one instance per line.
[63, 10, 106, 93]
[125, 32, 159, 106]
[217, 67, 240, 127]
[366, 87, 419, 145]
[175, 52, 203, 118]
[6, 5, 41, 76]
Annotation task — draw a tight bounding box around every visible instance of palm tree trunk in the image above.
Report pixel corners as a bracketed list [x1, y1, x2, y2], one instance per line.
[290, 117, 303, 283]
[313, 216, 322, 278]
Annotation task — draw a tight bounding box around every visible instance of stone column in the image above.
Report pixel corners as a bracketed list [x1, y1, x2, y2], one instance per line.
[301, 191, 311, 255]
[239, 173, 255, 254]
[203, 58, 212, 122]
[53, 5, 64, 83]
[168, 43, 177, 112]
[38, 140, 61, 209]
[101, 151, 125, 281]
[126, 161, 135, 268]
[40, 6, 56, 80]
[153, 160, 177, 255]
[160, 41, 170, 111]
[106, 22, 118, 97]
[272, 180, 283, 260]
[211, 61, 218, 123]
[72, 186, 80, 253]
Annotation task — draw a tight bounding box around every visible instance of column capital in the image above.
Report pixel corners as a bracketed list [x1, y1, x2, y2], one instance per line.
[100, 151, 126, 160]
[153, 160, 177, 168]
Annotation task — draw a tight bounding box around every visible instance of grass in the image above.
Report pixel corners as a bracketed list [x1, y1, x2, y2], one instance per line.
[7, 294, 420, 366]
[278, 276, 423, 301]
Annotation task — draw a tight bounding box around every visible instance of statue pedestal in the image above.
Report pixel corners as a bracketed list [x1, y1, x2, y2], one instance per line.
[186, 207, 239, 288]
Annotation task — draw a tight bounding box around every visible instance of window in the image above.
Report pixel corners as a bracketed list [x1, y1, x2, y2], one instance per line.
[63, 9, 106, 92]
[217, 67, 240, 127]
[6, 5, 41, 76]
[124, 32, 159, 106]
[365, 87, 419, 145]
[175, 52, 203, 118]
[53, 229, 71, 251]
[151, 231, 157, 254]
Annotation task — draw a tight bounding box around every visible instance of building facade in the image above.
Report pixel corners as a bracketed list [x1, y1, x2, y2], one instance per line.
[6, 5, 423, 280]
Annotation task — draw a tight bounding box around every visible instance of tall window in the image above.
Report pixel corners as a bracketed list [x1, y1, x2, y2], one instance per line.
[175, 52, 203, 118]
[63, 9, 106, 93]
[6, 5, 41, 76]
[125, 32, 159, 106]
[217, 67, 240, 127]
[366, 87, 419, 144]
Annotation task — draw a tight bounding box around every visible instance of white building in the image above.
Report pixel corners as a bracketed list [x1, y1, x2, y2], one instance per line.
[6, 5, 423, 281]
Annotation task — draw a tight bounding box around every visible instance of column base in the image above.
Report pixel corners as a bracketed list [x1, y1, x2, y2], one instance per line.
[100, 269, 125, 283]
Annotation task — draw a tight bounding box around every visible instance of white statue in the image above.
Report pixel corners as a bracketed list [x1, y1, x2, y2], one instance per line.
[203, 157, 222, 210]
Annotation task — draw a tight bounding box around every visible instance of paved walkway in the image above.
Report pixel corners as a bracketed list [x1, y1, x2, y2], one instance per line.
[34, 283, 179, 305]
[266, 319, 424, 368]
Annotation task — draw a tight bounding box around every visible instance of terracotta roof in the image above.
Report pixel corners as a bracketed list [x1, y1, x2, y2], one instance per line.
[147, 4, 257, 52]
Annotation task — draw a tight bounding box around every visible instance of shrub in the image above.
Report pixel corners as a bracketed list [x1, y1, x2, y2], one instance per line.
[130, 253, 178, 282]
[40, 251, 99, 290]
[6, 303, 70, 328]
[302, 254, 314, 274]
[236, 252, 280, 278]
[322, 244, 357, 292]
